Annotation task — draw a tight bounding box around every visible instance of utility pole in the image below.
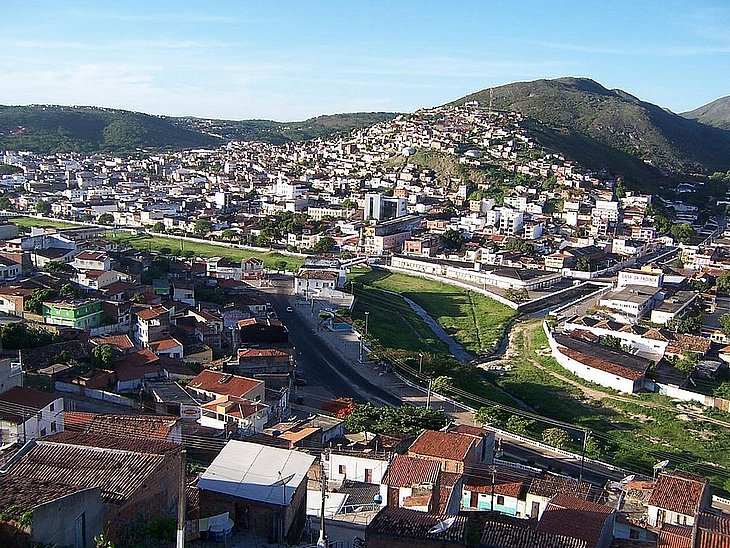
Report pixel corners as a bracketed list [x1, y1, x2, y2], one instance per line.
[426, 378, 433, 408]
[579, 429, 588, 483]
[358, 311, 369, 363]
[176, 449, 187, 548]
[490, 466, 496, 511]
[419, 353, 424, 375]
[317, 461, 328, 548]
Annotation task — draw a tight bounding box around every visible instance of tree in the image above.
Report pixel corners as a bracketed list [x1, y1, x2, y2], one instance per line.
[504, 238, 533, 255]
[158, 246, 172, 256]
[92, 344, 115, 369]
[691, 278, 711, 293]
[475, 406, 506, 427]
[132, 292, 147, 304]
[718, 271, 730, 293]
[98, 213, 114, 225]
[575, 256, 592, 272]
[24, 288, 58, 315]
[614, 178, 626, 199]
[653, 213, 672, 235]
[442, 229, 464, 250]
[344, 403, 445, 435]
[45, 260, 75, 274]
[274, 260, 288, 272]
[35, 200, 50, 215]
[670, 223, 696, 245]
[599, 335, 623, 349]
[0, 322, 62, 349]
[504, 288, 529, 303]
[542, 427, 571, 449]
[0, 195, 12, 210]
[312, 236, 336, 253]
[152, 221, 165, 233]
[673, 352, 699, 376]
[431, 375, 454, 394]
[193, 219, 212, 236]
[505, 415, 534, 436]
[221, 228, 236, 240]
[59, 283, 77, 298]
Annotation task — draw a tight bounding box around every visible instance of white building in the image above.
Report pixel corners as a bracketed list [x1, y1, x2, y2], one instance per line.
[0, 387, 64, 447]
[364, 193, 408, 221]
[326, 452, 390, 485]
[0, 358, 22, 395]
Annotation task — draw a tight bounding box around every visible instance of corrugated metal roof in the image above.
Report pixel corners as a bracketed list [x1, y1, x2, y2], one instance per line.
[5, 440, 168, 504]
[197, 440, 315, 507]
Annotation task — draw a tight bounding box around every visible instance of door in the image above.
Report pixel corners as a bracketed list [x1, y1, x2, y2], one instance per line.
[74, 513, 85, 548]
[365, 468, 373, 483]
[530, 501, 540, 519]
[388, 487, 399, 507]
[470, 491, 479, 508]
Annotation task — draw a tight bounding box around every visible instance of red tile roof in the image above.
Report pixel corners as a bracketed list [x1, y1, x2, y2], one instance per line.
[538, 494, 614, 548]
[188, 369, 263, 398]
[648, 471, 709, 516]
[381, 454, 440, 488]
[201, 395, 267, 420]
[557, 346, 647, 381]
[463, 474, 525, 499]
[90, 334, 135, 353]
[0, 386, 59, 420]
[136, 305, 169, 321]
[365, 507, 467, 543]
[408, 430, 475, 462]
[697, 512, 730, 548]
[657, 524, 693, 548]
[113, 349, 161, 381]
[149, 337, 183, 352]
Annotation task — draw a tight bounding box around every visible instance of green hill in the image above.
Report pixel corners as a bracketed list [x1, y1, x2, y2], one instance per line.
[0, 105, 222, 153]
[0, 105, 398, 153]
[454, 77, 730, 185]
[682, 96, 730, 130]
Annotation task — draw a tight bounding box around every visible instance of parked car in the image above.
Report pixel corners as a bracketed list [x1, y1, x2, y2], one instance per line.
[286, 306, 294, 313]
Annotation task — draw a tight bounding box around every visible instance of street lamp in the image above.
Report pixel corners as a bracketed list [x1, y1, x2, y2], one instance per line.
[419, 353, 424, 375]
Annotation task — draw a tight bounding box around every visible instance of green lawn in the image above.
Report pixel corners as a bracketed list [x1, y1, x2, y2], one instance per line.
[9, 216, 81, 230]
[107, 232, 305, 271]
[349, 267, 515, 355]
[490, 322, 730, 489]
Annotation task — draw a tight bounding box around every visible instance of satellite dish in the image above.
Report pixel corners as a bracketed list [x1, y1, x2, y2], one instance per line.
[653, 460, 670, 470]
[428, 517, 456, 535]
[618, 474, 635, 487]
[271, 473, 296, 487]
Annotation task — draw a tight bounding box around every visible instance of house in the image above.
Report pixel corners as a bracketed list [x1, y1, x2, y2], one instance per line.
[479, 512, 589, 548]
[525, 476, 591, 520]
[134, 305, 171, 347]
[0, 476, 104, 548]
[197, 440, 316, 544]
[380, 454, 441, 512]
[0, 256, 21, 281]
[695, 512, 730, 547]
[187, 369, 265, 404]
[326, 451, 390, 485]
[199, 394, 269, 435]
[113, 348, 163, 391]
[206, 256, 264, 281]
[598, 285, 660, 323]
[550, 332, 651, 393]
[365, 507, 468, 548]
[227, 346, 295, 376]
[537, 493, 615, 548]
[0, 386, 64, 446]
[0, 357, 23, 395]
[0, 432, 183, 546]
[0, 287, 31, 315]
[647, 470, 710, 528]
[172, 281, 195, 305]
[73, 250, 112, 272]
[293, 269, 343, 298]
[461, 468, 526, 516]
[42, 299, 104, 329]
[148, 337, 185, 359]
[236, 318, 289, 345]
[73, 269, 122, 291]
[408, 429, 490, 473]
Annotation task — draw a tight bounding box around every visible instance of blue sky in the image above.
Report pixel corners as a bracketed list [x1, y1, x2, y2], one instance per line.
[1, 1, 729, 120]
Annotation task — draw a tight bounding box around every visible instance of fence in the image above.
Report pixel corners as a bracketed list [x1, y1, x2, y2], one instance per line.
[55, 381, 136, 407]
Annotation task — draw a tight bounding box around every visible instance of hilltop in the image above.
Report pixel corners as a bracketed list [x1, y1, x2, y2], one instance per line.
[682, 96, 730, 130]
[454, 77, 730, 184]
[0, 105, 398, 154]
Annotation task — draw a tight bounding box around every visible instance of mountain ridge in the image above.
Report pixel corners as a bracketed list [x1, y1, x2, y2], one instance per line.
[682, 96, 730, 129]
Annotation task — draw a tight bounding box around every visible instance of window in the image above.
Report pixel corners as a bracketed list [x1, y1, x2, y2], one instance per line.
[338, 465, 346, 475]
[49, 402, 54, 412]
[496, 496, 505, 506]
[51, 421, 57, 432]
[629, 529, 640, 540]
[40, 428, 46, 436]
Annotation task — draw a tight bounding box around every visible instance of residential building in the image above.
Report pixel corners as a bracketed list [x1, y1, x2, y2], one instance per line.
[365, 507, 467, 548]
[198, 440, 316, 545]
[0, 386, 64, 446]
[647, 470, 710, 528]
[0, 357, 22, 395]
[42, 299, 104, 329]
[380, 454, 441, 512]
[187, 369, 265, 404]
[134, 305, 171, 347]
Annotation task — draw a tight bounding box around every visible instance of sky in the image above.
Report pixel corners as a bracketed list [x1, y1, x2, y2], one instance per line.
[1, 1, 729, 121]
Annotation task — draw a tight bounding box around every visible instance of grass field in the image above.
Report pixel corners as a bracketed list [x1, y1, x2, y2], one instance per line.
[9, 216, 80, 229]
[348, 267, 515, 355]
[107, 232, 305, 271]
[490, 321, 730, 489]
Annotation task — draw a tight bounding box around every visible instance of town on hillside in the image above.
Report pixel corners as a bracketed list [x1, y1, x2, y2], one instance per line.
[1, 101, 730, 547]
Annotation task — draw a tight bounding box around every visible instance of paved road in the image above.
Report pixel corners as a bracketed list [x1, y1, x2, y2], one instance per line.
[266, 291, 402, 407]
